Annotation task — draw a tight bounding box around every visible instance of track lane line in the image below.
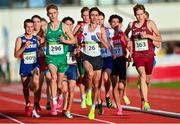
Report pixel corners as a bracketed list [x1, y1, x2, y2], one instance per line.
[0, 113, 24, 124]
[0, 96, 115, 124]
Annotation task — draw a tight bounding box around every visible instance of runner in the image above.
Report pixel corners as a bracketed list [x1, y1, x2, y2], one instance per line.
[31, 15, 43, 113]
[79, 7, 108, 120]
[40, 18, 52, 110]
[61, 16, 77, 118]
[109, 14, 128, 115]
[96, 11, 114, 115]
[125, 4, 162, 111]
[73, 7, 90, 109]
[14, 19, 40, 118]
[45, 4, 76, 115]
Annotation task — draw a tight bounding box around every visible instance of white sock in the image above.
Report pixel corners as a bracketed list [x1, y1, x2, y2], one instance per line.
[82, 94, 86, 101]
[52, 97, 57, 104]
[88, 88, 92, 93]
[91, 104, 96, 109]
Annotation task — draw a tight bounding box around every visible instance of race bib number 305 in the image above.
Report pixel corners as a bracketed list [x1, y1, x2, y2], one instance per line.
[49, 44, 64, 55]
[23, 52, 37, 64]
[135, 39, 149, 51]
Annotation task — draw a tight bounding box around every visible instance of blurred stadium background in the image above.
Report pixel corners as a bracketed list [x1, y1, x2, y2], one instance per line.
[0, 0, 180, 85]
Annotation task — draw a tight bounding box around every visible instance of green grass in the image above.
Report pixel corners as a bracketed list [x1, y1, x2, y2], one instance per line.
[128, 81, 180, 88]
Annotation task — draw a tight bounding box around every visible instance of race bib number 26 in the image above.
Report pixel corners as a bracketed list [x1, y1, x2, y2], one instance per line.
[135, 39, 149, 51]
[85, 42, 99, 56]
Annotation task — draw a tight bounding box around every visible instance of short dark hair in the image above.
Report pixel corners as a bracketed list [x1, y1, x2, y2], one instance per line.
[89, 7, 100, 16]
[99, 11, 105, 18]
[81, 7, 89, 14]
[41, 18, 47, 23]
[133, 4, 145, 16]
[46, 4, 58, 12]
[24, 19, 33, 28]
[62, 16, 74, 24]
[31, 15, 41, 21]
[108, 14, 123, 23]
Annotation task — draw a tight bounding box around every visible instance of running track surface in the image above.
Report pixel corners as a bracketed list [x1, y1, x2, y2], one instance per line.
[0, 83, 180, 123]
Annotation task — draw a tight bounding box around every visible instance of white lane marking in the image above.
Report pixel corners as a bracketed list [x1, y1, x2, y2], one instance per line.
[0, 113, 24, 124]
[0, 96, 115, 124]
[1, 86, 180, 119]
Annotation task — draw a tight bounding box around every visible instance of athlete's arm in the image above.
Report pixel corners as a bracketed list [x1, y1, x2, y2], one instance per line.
[61, 23, 77, 44]
[14, 37, 31, 58]
[143, 20, 162, 42]
[124, 22, 133, 57]
[73, 24, 81, 35]
[100, 26, 108, 48]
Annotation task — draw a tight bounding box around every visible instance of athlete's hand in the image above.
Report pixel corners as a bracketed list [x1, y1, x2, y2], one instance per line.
[59, 36, 65, 43]
[24, 41, 32, 48]
[140, 32, 148, 39]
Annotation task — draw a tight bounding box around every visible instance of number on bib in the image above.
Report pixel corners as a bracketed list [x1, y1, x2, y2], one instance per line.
[114, 46, 123, 57]
[85, 42, 100, 56]
[49, 44, 64, 55]
[135, 39, 149, 51]
[23, 52, 37, 64]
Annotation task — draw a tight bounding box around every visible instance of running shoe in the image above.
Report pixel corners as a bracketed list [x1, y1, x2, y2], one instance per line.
[34, 103, 42, 113]
[57, 97, 63, 109]
[32, 109, 40, 118]
[112, 99, 117, 109]
[123, 95, 131, 105]
[86, 92, 92, 106]
[65, 111, 73, 119]
[105, 97, 112, 108]
[97, 103, 104, 115]
[46, 102, 51, 110]
[25, 102, 32, 117]
[143, 102, 150, 111]
[81, 99, 87, 109]
[117, 106, 123, 115]
[88, 107, 95, 120]
[50, 103, 58, 115]
[62, 109, 66, 116]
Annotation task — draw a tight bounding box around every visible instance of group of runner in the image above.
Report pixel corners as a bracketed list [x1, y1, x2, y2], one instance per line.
[14, 3, 162, 120]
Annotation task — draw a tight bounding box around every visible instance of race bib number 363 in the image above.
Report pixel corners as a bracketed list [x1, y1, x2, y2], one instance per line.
[49, 44, 64, 55]
[135, 39, 149, 51]
[23, 52, 37, 64]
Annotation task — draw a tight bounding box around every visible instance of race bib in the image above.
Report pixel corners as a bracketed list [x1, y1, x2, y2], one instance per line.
[101, 48, 108, 55]
[85, 42, 100, 56]
[23, 52, 37, 64]
[49, 43, 64, 55]
[135, 39, 149, 51]
[114, 46, 123, 57]
[66, 52, 76, 64]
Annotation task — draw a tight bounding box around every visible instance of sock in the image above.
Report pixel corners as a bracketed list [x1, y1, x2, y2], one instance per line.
[52, 97, 57, 104]
[91, 104, 96, 109]
[82, 94, 86, 101]
[88, 88, 92, 93]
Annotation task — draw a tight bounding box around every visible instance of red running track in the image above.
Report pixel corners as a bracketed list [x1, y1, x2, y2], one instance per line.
[0, 83, 180, 123]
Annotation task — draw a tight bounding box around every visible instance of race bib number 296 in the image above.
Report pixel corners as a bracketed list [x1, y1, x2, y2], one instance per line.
[49, 44, 64, 55]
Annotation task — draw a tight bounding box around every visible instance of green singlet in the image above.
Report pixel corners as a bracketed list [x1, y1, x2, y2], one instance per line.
[45, 22, 69, 73]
